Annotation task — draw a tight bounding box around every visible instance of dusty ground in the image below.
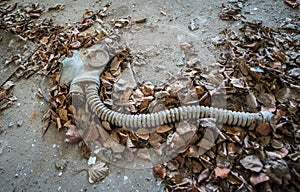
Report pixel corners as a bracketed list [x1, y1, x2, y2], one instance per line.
[0, 0, 299, 191]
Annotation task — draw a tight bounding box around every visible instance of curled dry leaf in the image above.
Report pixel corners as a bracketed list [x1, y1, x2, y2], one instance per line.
[153, 164, 167, 179]
[88, 162, 109, 183]
[284, 0, 299, 8]
[65, 124, 83, 144]
[135, 18, 147, 24]
[198, 168, 210, 183]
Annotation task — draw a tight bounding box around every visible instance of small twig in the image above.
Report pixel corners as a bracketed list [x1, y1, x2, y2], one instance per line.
[72, 169, 88, 177]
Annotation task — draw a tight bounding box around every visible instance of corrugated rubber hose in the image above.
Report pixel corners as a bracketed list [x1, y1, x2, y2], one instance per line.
[86, 82, 273, 129]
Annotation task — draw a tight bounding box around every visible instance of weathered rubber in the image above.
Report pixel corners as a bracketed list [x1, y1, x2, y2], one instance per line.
[86, 83, 273, 129]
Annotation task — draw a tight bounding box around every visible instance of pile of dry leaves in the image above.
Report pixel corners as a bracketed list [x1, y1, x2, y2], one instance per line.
[157, 20, 299, 191]
[49, 20, 300, 191]
[1, 1, 299, 192]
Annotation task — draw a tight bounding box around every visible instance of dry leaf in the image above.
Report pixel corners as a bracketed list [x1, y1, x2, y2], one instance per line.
[3, 81, 14, 90]
[156, 125, 172, 133]
[215, 167, 231, 179]
[168, 171, 183, 184]
[58, 109, 68, 121]
[153, 164, 166, 179]
[0, 91, 6, 101]
[240, 155, 263, 172]
[40, 36, 49, 44]
[88, 162, 109, 183]
[256, 123, 272, 136]
[149, 132, 165, 148]
[135, 128, 150, 140]
[284, 0, 299, 8]
[198, 169, 210, 183]
[250, 173, 270, 186]
[65, 125, 82, 144]
[48, 4, 65, 11]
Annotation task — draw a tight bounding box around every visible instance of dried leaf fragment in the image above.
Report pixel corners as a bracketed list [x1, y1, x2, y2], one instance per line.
[65, 125, 82, 144]
[153, 164, 166, 179]
[88, 162, 109, 183]
[136, 128, 150, 140]
[2, 81, 14, 90]
[48, 4, 65, 11]
[250, 173, 270, 186]
[215, 167, 231, 179]
[0, 91, 6, 101]
[198, 168, 210, 183]
[58, 109, 68, 121]
[256, 123, 272, 136]
[40, 36, 49, 44]
[156, 125, 172, 133]
[240, 155, 263, 172]
[284, 0, 299, 8]
[135, 18, 147, 23]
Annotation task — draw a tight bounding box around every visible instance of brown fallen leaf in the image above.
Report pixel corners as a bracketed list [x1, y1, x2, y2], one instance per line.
[88, 162, 109, 183]
[156, 124, 173, 133]
[40, 36, 49, 44]
[256, 123, 272, 136]
[214, 167, 231, 179]
[284, 0, 299, 8]
[153, 164, 167, 179]
[149, 132, 165, 148]
[168, 171, 184, 184]
[58, 108, 68, 121]
[0, 90, 6, 101]
[135, 128, 150, 140]
[250, 173, 270, 186]
[135, 18, 147, 24]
